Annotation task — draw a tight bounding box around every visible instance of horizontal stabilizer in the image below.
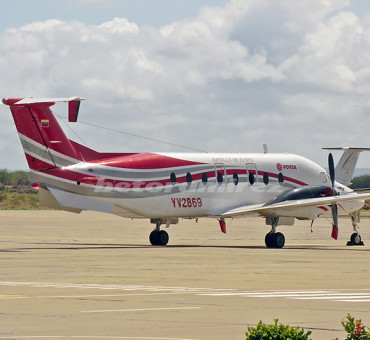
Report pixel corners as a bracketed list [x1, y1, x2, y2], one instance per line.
[10, 97, 85, 105]
[47, 185, 114, 214]
[39, 187, 82, 213]
[5, 97, 85, 123]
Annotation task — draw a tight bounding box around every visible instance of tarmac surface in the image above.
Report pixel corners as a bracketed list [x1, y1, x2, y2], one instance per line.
[0, 210, 370, 340]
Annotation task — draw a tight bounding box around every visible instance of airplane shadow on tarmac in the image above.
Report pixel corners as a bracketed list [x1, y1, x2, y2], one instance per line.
[3, 242, 370, 252]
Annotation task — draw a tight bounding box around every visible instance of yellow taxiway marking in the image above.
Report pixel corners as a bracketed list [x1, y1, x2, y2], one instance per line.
[0, 295, 22, 298]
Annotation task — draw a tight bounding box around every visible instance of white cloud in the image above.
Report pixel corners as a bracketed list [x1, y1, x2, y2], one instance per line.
[0, 0, 370, 170]
[98, 17, 139, 34]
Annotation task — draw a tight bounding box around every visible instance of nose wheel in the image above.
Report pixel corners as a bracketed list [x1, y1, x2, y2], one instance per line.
[347, 212, 364, 246]
[348, 232, 363, 246]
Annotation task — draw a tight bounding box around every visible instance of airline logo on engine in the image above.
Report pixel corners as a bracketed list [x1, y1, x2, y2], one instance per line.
[276, 163, 297, 171]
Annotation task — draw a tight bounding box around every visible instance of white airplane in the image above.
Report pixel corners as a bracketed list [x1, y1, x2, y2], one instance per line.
[3, 97, 370, 248]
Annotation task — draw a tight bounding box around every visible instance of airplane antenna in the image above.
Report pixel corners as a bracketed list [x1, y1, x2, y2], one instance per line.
[53, 111, 90, 149]
[263, 144, 268, 154]
[77, 120, 208, 153]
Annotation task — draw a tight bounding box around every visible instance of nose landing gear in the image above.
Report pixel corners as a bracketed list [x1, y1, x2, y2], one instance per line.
[347, 211, 364, 246]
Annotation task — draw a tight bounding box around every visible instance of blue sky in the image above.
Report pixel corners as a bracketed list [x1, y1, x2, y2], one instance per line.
[0, 0, 370, 170]
[0, 0, 367, 32]
[0, 0, 229, 31]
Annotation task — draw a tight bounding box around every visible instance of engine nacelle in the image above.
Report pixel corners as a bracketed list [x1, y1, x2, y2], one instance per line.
[264, 186, 339, 207]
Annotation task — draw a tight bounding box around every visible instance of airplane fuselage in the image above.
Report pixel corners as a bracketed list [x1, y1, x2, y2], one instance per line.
[29, 151, 362, 220]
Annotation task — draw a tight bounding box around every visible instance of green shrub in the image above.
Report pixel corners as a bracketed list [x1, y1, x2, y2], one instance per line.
[245, 319, 312, 340]
[335, 314, 370, 340]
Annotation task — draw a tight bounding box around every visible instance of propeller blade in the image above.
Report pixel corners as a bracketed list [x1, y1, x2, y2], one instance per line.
[331, 204, 339, 240]
[328, 153, 338, 239]
[218, 218, 227, 234]
[328, 153, 335, 187]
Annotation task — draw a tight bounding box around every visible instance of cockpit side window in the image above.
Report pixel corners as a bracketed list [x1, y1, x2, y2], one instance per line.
[320, 172, 328, 183]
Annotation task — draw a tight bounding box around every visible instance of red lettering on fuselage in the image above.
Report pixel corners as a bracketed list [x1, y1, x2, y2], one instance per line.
[171, 198, 203, 208]
[283, 165, 297, 170]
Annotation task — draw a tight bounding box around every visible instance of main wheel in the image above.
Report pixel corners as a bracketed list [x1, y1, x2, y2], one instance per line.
[350, 232, 361, 245]
[274, 232, 285, 248]
[265, 232, 275, 248]
[158, 230, 169, 246]
[149, 230, 169, 246]
[149, 230, 160, 245]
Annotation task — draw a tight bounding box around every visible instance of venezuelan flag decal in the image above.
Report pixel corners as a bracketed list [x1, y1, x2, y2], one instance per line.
[41, 119, 49, 127]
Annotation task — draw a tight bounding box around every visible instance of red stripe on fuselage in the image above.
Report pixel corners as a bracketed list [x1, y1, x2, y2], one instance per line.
[39, 166, 308, 190]
[91, 153, 206, 169]
[258, 171, 307, 186]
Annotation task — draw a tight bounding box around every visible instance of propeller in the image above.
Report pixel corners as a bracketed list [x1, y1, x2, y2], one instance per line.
[328, 153, 339, 240]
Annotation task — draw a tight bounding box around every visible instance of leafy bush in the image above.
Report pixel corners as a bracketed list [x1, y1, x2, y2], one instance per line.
[245, 319, 312, 340]
[335, 314, 370, 340]
[351, 175, 370, 190]
[0, 169, 31, 187]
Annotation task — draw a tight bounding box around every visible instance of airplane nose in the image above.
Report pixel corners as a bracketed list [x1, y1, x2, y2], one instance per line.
[342, 199, 365, 214]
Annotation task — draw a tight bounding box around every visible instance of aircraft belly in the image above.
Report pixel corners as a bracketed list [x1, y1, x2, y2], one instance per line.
[109, 186, 280, 218]
[32, 171, 320, 220]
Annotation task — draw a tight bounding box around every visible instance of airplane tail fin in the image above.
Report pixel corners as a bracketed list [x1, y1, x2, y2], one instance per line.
[2, 97, 85, 170]
[323, 147, 370, 185]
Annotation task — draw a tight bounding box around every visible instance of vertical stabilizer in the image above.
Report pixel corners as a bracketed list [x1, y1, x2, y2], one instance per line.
[3, 97, 85, 170]
[323, 147, 370, 185]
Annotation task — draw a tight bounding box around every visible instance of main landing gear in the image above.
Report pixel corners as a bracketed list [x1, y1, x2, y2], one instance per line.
[149, 218, 169, 246]
[265, 217, 285, 248]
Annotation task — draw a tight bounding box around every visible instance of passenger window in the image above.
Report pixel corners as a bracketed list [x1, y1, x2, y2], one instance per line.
[170, 172, 176, 184]
[246, 163, 258, 184]
[263, 172, 269, 185]
[233, 173, 239, 185]
[186, 172, 192, 184]
[214, 163, 226, 185]
[217, 172, 223, 184]
[202, 173, 208, 184]
[278, 172, 284, 184]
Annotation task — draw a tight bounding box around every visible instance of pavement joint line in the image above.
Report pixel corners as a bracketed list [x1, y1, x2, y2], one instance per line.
[81, 306, 201, 313]
[0, 337, 200, 340]
[0, 293, 184, 299]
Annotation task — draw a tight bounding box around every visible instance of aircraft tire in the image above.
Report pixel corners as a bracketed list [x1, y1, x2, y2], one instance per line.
[149, 230, 169, 246]
[274, 232, 285, 248]
[350, 232, 362, 245]
[265, 232, 275, 248]
[158, 230, 169, 246]
[149, 230, 160, 245]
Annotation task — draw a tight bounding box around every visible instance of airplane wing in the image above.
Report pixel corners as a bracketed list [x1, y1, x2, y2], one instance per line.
[210, 192, 370, 218]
